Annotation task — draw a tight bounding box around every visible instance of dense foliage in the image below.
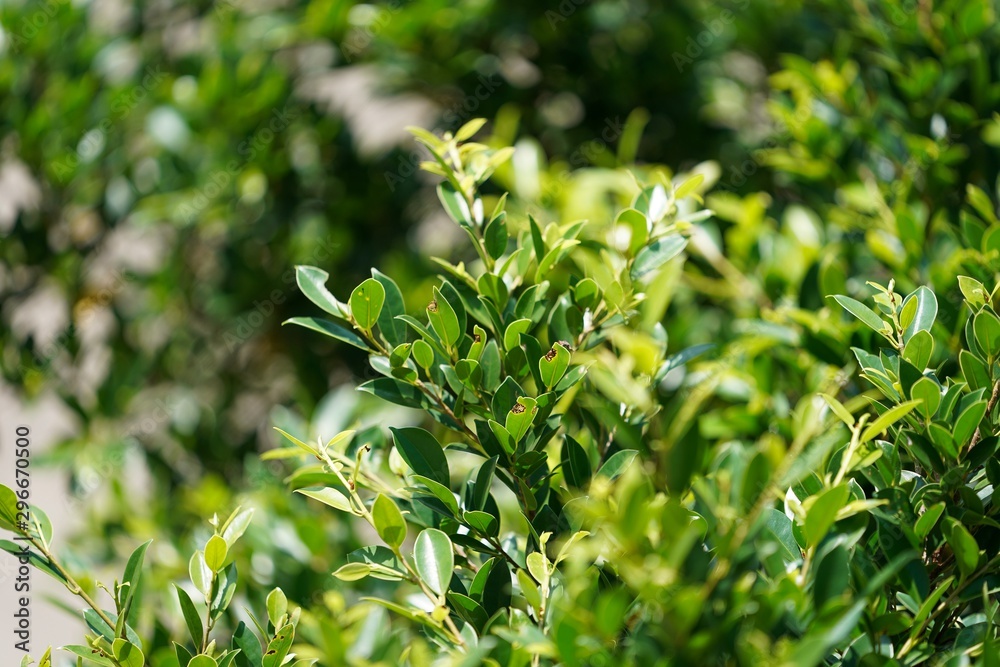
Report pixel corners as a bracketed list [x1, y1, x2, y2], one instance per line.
[5, 0, 1000, 665]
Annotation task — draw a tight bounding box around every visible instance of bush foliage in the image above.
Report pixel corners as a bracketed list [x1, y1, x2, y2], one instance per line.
[6, 1, 1000, 666]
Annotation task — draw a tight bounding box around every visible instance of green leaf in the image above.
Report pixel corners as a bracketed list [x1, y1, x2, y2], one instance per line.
[296, 487, 353, 513]
[175, 584, 204, 649]
[942, 517, 980, 579]
[296, 266, 346, 317]
[860, 400, 920, 443]
[0, 484, 20, 532]
[390, 427, 450, 486]
[232, 622, 262, 667]
[910, 377, 941, 420]
[333, 562, 372, 581]
[112, 639, 145, 667]
[205, 535, 228, 572]
[463, 510, 499, 537]
[188, 656, 219, 667]
[539, 342, 571, 389]
[350, 278, 385, 331]
[261, 624, 294, 667]
[831, 295, 888, 334]
[959, 275, 989, 308]
[221, 507, 254, 548]
[561, 436, 592, 488]
[412, 339, 435, 369]
[503, 318, 532, 351]
[437, 183, 472, 226]
[674, 173, 705, 199]
[414, 528, 454, 597]
[372, 494, 407, 548]
[266, 588, 287, 627]
[914, 503, 945, 540]
[820, 393, 854, 427]
[902, 329, 934, 369]
[373, 269, 408, 346]
[63, 646, 115, 666]
[283, 317, 370, 351]
[901, 286, 937, 342]
[427, 287, 461, 349]
[596, 450, 638, 480]
[358, 378, 429, 410]
[119, 540, 151, 616]
[484, 212, 508, 259]
[487, 420, 516, 456]
[473, 457, 498, 512]
[953, 400, 987, 447]
[974, 309, 1000, 357]
[505, 397, 538, 443]
[189, 551, 212, 597]
[630, 235, 687, 281]
[760, 509, 802, 564]
[960, 349, 991, 391]
[804, 484, 849, 547]
[410, 475, 459, 516]
[455, 118, 487, 142]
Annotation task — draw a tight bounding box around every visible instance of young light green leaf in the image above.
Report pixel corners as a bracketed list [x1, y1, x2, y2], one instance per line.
[804, 484, 850, 547]
[860, 400, 921, 443]
[372, 494, 407, 548]
[820, 393, 854, 427]
[503, 318, 532, 351]
[296, 487, 354, 514]
[189, 551, 212, 597]
[350, 278, 386, 331]
[959, 275, 989, 308]
[205, 535, 228, 572]
[831, 295, 889, 335]
[266, 587, 287, 627]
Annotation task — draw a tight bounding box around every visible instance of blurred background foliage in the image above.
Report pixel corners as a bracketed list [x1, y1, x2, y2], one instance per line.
[2, 0, 1000, 662]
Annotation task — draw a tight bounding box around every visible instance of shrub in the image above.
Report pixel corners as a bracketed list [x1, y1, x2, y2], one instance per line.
[7, 119, 1000, 666]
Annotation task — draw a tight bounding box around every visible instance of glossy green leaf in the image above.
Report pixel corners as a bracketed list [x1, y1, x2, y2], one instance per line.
[390, 427, 450, 487]
[832, 295, 888, 334]
[427, 287, 461, 349]
[414, 528, 454, 596]
[283, 317, 370, 350]
[296, 265, 346, 317]
[974, 309, 1000, 357]
[804, 484, 849, 547]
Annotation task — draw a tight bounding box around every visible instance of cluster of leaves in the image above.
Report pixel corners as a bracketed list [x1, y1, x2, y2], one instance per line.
[825, 278, 1000, 663]
[0, 488, 303, 667]
[281, 119, 712, 661]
